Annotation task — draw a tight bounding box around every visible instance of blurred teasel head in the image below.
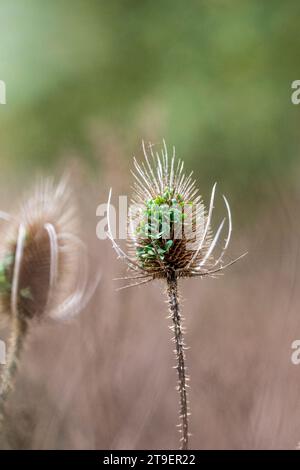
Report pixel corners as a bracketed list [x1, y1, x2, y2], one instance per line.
[107, 140, 245, 288]
[0, 177, 93, 324]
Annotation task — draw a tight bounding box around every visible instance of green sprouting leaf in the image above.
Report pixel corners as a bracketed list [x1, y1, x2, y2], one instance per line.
[162, 190, 169, 201]
[151, 231, 164, 240]
[0, 253, 14, 293]
[20, 287, 34, 300]
[144, 245, 154, 252]
[164, 240, 173, 252]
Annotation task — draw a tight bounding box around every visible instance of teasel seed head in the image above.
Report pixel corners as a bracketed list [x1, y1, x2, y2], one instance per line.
[0, 177, 97, 324]
[107, 140, 246, 288]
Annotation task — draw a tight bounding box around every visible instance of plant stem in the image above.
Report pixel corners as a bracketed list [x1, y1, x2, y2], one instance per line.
[0, 315, 28, 429]
[166, 270, 189, 450]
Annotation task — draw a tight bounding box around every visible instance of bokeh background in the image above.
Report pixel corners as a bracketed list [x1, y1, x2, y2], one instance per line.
[1, 0, 300, 450]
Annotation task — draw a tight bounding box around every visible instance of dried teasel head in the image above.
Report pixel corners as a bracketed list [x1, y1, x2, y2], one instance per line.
[0, 177, 96, 324]
[107, 140, 246, 288]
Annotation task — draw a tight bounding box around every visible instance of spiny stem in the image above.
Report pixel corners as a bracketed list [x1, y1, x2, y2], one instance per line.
[0, 315, 28, 429]
[166, 270, 189, 450]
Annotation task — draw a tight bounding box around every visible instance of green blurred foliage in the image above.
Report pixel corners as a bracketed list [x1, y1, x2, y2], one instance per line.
[0, 0, 300, 202]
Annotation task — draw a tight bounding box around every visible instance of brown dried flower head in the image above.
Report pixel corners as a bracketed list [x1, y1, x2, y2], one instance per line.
[107, 141, 245, 288]
[0, 177, 92, 324]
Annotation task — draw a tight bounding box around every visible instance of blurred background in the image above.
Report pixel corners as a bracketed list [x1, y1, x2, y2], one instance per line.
[1, 0, 300, 450]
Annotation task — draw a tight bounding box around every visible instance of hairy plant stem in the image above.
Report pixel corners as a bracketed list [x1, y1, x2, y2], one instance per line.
[0, 315, 28, 429]
[166, 270, 189, 450]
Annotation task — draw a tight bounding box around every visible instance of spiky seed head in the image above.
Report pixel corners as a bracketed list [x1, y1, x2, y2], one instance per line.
[129, 164, 210, 277]
[0, 178, 88, 324]
[107, 141, 243, 287]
